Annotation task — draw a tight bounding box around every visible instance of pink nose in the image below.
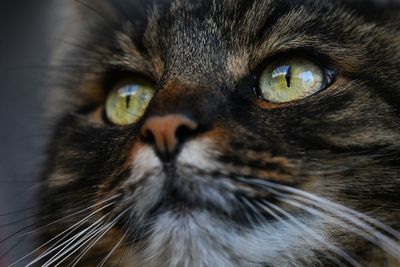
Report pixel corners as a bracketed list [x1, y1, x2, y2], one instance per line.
[140, 114, 199, 159]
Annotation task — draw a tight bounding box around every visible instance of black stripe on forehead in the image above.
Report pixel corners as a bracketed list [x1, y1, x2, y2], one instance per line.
[108, 1, 319, 55]
[123, 0, 300, 81]
[67, 0, 398, 92]
[107, 0, 163, 53]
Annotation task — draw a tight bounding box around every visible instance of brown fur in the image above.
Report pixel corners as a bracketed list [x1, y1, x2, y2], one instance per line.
[33, 0, 400, 266]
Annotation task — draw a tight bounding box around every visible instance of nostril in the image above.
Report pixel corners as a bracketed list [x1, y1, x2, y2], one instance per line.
[141, 128, 155, 143]
[175, 123, 198, 143]
[139, 114, 199, 160]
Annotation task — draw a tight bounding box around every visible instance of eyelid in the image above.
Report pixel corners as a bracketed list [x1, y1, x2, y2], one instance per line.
[250, 48, 338, 77]
[253, 54, 337, 104]
[231, 49, 337, 95]
[101, 69, 156, 95]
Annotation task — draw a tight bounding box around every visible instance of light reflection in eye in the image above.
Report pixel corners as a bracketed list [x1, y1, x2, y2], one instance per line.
[298, 71, 314, 86]
[259, 58, 325, 103]
[105, 78, 155, 125]
[118, 85, 140, 97]
[272, 65, 291, 79]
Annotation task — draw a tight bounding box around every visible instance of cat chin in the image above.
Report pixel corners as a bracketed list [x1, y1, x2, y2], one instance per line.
[125, 139, 240, 218]
[121, 141, 330, 266]
[118, 211, 328, 267]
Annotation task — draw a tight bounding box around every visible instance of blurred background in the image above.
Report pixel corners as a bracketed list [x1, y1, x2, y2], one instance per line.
[0, 1, 63, 265]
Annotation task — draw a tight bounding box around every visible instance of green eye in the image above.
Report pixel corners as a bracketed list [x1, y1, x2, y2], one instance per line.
[259, 58, 327, 103]
[105, 77, 155, 125]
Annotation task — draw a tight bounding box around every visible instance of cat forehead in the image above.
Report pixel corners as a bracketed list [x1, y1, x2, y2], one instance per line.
[105, 0, 362, 82]
[62, 0, 397, 98]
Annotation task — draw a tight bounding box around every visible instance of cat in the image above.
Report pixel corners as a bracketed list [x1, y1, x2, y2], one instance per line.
[25, 0, 400, 266]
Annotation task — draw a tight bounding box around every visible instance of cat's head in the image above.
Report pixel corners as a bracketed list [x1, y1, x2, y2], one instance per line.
[37, 0, 400, 266]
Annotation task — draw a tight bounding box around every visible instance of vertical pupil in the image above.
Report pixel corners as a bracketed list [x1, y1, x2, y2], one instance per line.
[285, 66, 291, 88]
[272, 65, 292, 88]
[126, 95, 130, 108]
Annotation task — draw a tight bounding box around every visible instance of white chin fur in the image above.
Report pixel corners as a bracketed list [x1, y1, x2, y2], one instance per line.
[176, 138, 222, 170]
[129, 138, 220, 180]
[122, 139, 329, 267]
[126, 139, 228, 218]
[121, 211, 328, 267]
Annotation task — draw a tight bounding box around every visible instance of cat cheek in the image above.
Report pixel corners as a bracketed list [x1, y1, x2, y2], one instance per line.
[176, 138, 222, 171]
[125, 144, 163, 184]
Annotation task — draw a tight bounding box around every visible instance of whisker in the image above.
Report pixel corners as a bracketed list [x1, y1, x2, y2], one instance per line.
[0, 215, 36, 228]
[251, 199, 349, 267]
[239, 178, 400, 261]
[264, 201, 361, 267]
[0, 206, 36, 217]
[49, 208, 130, 267]
[255, 200, 352, 267]
[239, 197, 265, 225]
[97, 232, 127, 267]
[0, 222, 37, 246]
[277, 194, 400, 259]
[49, 220, 111, 267]
[115, 210, 138, 264]
[36, 203, 115, 259]
[274, 191, 400, 258]
[69, 221, 119, 267]
[10, 196, 118, 266]
[0, 235, 27, 262]
[238, 198, 260, 224]
[245, 178, 400, 239]
[253, 200, 288, 225]
[22, 195, 120, 238]
[27, 215, 107, 266]
[92, 211, 132, 266]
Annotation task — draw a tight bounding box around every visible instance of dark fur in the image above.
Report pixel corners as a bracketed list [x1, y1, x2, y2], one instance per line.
[37, 0, 400, 266]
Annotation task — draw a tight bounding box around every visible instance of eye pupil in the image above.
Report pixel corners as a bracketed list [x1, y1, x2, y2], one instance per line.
[259, 58, 327, 103]
[271, 65, 292, 89]
[285, 66, 291, 88]
[105, 77, 155, 125]
[126, 95, 131, 108]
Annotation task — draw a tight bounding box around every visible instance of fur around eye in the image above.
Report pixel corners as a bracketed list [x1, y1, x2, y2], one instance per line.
[258, 58, 333, 103]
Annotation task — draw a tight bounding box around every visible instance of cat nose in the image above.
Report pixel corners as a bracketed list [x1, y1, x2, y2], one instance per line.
[140, 114, 199, 160]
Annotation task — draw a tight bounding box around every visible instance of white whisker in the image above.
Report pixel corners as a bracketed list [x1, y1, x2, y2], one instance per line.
[29, 215, 107, 267]
[97, 232, 127, 267]
[248, 178, 400, 239]
[277, 194, 399, 257]
[20, 200, 116, 267]
[49, 208, 130, 267]
[22, 195, 120, 238]
[70, 221, 119, 267]
[264, 201, 361, 267]
[51, 221, 113, 267]
[239, 178, 400, 261]
[254, 200, 288, 225]
[240, 197, 265, 224]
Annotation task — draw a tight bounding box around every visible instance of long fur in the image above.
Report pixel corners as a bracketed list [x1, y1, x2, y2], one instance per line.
[27, 0, 400, 266]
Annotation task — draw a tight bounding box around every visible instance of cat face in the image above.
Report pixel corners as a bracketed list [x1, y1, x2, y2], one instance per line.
[36, 0, 400, 266]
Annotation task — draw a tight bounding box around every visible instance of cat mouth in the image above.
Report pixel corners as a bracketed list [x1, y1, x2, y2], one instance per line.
[131, 163, 277, 219]
[124, 144, 294, 222]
